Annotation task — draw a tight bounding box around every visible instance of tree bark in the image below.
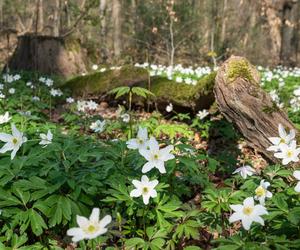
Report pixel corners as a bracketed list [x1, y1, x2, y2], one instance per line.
[220, 0, 227, 44]
[35, 0, 44, 34]
[0, 0, 3, 30]
[53, 0, 61, 36]
[99, 0, 108, 61]
[112, 0, 122, 59]
[280, 0, 299, 65]
[8, 34, 87, 78]
[214, 56, 298, 162]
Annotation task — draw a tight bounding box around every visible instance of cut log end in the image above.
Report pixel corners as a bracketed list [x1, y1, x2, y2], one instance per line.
[214, 55, 297, 163]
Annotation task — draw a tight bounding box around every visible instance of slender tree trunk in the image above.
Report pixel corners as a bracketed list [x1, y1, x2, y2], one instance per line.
[280, 1, 299, 65]
[53, 0, 60, 36]
[210, 0, 217, 67]
[0, 0, 3, 30]
[35, 0, 44, 34]
[169, 17, 175, 67]
[112, 0, 122, 60]
[99, 0, 107, 61]
[262, 0, 283, 64]
[220, 0, 227, 44]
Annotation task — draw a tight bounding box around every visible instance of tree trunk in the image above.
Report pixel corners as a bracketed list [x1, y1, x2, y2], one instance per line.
[8, 35, 87, 78]
[35, 0, 44, 34]
[53, 0, 61, 36]
[112, 0, 122, 59]
[99, 0, 108, 62]
[280, 1, 299, 65]
[220, 0, 227, 44]
[214, 56, 298, 162]
[0, 0, 3, 29]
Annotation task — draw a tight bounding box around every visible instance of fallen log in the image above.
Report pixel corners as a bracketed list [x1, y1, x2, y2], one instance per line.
[63, 65, 216, 112]
[214, 55, 298, 162]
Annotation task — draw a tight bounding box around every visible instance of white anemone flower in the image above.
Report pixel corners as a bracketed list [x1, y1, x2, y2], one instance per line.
[92, 64, 98, 70]
[45, 78, 53, 87]
[130, 175, 158, 205]
[39, 77, 46, 83]
[229, 197, 268, 230]
[126, 127, 148, 152]
[50, 88, 63, 97]
[32, 96, 40, 101]
[0, 112, 11, 124]
[254, 179, 272, 205]
[166, 103, 173, 112]
[39, 130, 53, 147]
[8, 88, 15, 94]
[0, 124, 27, 159]
[86, 100, 98, 110]
[267, 124, 295, 152]
[139, 137, 174, 174]
[90, 120, 106, 133]
[293, 171, 300, 192]
[13, 74, 21, 81]
[121, 113, 130, 123]
[67, 208, 111, 242]
[274, 140, 300, 165]
[66, 97, 75, 103]
[232, 165, 255, 179]
[294, 87, 300, 97]
[77, 101, 87, 112]
[197, 109, 209, 120]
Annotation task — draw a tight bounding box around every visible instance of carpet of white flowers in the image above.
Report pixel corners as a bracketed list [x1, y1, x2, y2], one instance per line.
[0, 64, 300, 249]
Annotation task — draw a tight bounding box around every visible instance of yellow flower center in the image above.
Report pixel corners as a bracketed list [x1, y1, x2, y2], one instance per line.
[153, 154, 159, 160]
[243, 206, 254, 215]
[138, 138, 144, 144]
[85, 224, 98, 234]
[12, 138, 18, 144]
[142, 187, 149, 194]
[287, 150, 293, 158]
[255, 186, 266, 197]
[280, 138, 285, 144]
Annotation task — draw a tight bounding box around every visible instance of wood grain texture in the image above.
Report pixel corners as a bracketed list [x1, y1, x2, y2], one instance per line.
[214, 55, 298, 162]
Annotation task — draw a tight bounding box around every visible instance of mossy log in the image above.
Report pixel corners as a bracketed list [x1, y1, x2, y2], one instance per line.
[64, 65, 149, 96]
[214, 56, 298, 162]
[63, 65, 216, 111]
[8, 34, 86, 77]
[150, 73, 216, 111]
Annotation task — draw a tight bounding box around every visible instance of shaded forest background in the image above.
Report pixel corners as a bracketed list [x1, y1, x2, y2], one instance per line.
[0, 0, 299, 69]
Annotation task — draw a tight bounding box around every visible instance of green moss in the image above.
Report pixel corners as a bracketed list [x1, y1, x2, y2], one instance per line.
[262, 101, 279, 114]
[150, 72, 216, 107]
[227, 59, 254, 83]
[63, 65, 148, 95]
[63, 66, 216, 109]
[64, 37, 82, 53]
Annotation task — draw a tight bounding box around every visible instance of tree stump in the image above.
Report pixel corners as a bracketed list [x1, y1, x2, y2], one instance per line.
[214, 56, 298, 162]
[7, 34, 87, 78]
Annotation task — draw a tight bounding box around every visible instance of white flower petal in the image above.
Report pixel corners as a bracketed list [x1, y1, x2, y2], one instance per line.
[130, 189, 142, 197]
[99, 215, 112, 228]
[76, 215, 89, 228]
[229, 212, 242, 223]
[142, 162, 155, 173]
[293, 171, 300, 181]
[89, 208, 100, 223]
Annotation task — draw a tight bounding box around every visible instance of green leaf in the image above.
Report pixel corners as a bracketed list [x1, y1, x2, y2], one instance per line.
[184, 246, 202, 250]
[288, 207, 300, 225]
[125, 237, 145, 248]
[29, 209, 48, 236]
[273, 194, 289, 213]
[108, 86, 130, 99]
